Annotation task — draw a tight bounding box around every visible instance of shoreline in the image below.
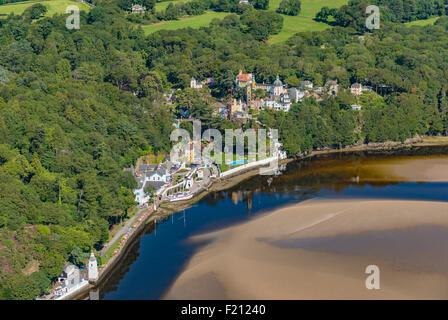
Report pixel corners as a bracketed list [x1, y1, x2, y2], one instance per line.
[72, 157, 292, 300]
[71, 135, 448, 300]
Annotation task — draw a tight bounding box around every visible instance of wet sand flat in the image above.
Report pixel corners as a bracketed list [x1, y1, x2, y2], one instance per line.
[164, 199, 448, 299]
[381, 156, 448, 182]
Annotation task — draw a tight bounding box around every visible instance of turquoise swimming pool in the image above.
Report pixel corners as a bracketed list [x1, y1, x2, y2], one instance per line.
[228, 159, 248, 166]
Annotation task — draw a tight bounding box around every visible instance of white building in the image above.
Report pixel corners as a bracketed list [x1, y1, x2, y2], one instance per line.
[133, 167, 171, 206]
[280, 93, 291, 111]
[54, 263, 88, 297]
[131, 4, 145, 13]
[272, 75, 283, 96]
[289, 87, 306, 102]
[264, 95, 290, 112]
[300, 80, 313, 90]
[264, 97, 275, 109]
[351, 104, 362, 111]
[88, 252, 98, 282]
[190, 77, 203, 89]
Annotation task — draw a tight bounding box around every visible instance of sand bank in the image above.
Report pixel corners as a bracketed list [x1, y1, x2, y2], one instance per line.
[376, 156, 448, 182]
[164, 199, 448, 299]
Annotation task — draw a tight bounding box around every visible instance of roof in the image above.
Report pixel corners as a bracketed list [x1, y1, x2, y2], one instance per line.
[236, 73, 253, 82]
[146, 170, 166, 178]
[144, 180, 166, 190]
[273, 75, 282, 86]
[351, 83, 362, 88]
[63, 262, 75, 274]
[138, 164, 158, 171]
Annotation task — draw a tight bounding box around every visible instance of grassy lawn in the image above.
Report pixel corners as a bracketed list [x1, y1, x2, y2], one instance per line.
[405, 16, 440, 27]
[143, 0, 348, 42]
[142, 11, 229, 35]
[155, 0, 190, 12]
[268, 0, 348, 43]
[0, 0, 90, 17]
[144, 0, 348, 41]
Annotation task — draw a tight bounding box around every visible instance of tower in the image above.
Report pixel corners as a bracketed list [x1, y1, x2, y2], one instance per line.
[88, 252, 98, 283]
[273, 74, 283, 96]
[246, 85, 252, 106]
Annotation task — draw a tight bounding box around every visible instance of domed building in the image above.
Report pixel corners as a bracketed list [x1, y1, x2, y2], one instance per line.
[272, 75, 283, 96]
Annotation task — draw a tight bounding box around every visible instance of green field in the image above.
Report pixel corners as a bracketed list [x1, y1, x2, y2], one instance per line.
[405, 16, 440, 27]
[144, 0, 348, 42]
[268, 0, 348, 43]
[142, 11, 229, 34]
[0, 0, 90, 17]
[155, 0, 190, 12]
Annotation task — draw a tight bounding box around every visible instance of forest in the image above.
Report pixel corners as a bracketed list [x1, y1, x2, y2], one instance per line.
[1, 0, 448, 299]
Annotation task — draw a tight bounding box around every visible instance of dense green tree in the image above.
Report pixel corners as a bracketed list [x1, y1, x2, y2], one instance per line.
[276, 0, 301, 16]
[252, 0, 269, 10]
[24, 3, 47, 20]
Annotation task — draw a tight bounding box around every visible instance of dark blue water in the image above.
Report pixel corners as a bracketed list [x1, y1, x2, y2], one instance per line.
[99, 151, 448, 299]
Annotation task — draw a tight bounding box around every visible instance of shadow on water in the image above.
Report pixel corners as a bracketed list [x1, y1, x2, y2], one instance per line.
[97, 146, 448, 299]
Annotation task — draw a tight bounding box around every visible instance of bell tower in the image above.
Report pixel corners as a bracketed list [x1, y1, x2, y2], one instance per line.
[88, 252, 98, 283]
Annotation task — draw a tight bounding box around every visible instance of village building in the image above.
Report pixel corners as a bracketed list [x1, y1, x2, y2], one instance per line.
[350, 83, 363, 96]
[263, 97, 275, 109]
[230, 99, 244, 115]
[272, 75, 283, 96]
[131, 4, 146, 13]
[212, 101, 226, 118]
[254, 83, 271, 92]
[235, 70, 255, 105]
[289, 87, 306, 102]
[236, 70, 255, 88]
[280, 93, 291, 111]
[250, 99, 264, 111]
[190, 77, 203, 89]
[137, 164, 158, 176]
[325, 80, 339, 96]
[133, 163, 172, 206]
[54, 263, 88, 297]
[351, 104, 362, 111]
[300, 80, 313, 90]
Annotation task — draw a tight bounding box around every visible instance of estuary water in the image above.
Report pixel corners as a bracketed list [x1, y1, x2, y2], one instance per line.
[97, 146, 448, 300]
